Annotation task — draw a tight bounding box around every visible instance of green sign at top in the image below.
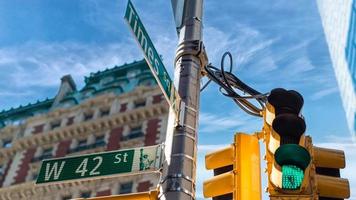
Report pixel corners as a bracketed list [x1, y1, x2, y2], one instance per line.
[124, 0, 177, 107]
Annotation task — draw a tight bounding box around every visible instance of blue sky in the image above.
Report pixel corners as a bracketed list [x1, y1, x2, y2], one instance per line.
[0, 0, 354, 199]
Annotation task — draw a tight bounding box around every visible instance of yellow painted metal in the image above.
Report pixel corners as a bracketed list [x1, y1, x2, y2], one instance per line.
[76, 190, 158, 200]
[315, 174, 350, 199]
[262, 107, 282, 194]
[265, 102, 276, 126]
[263, 106, 315, 197]
[203, 171, 234, 198]
[203, 133, 262, 200]
[312, 146, 350, 199]
[205, 145, 234, 170]
[235, 133, 262, 200]
[313, 146, 345, 168]
[270, 162, 282, 188]
[268, 130, 280, 154]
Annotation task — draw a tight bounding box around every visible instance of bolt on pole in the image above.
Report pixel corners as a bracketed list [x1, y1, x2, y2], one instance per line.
[160, 0, 206, 200]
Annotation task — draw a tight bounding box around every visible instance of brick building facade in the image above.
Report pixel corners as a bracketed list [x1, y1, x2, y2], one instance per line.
[0, 60, 169, 199]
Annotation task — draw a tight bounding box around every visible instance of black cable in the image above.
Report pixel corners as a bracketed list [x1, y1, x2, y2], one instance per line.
[203, 51, 268, 117]
[200, 79, 212, 92]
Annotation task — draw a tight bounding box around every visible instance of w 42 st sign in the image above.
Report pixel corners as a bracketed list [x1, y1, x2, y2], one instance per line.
[36, 145, 162, 184]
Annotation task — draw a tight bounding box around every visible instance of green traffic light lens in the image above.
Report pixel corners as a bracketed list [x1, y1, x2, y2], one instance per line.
[282, 165, 304, 190]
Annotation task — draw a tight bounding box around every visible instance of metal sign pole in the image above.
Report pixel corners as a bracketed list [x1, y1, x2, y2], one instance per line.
[160, 0, 206, 199]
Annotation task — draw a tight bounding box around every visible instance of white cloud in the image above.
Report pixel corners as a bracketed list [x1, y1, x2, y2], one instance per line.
[311, 86, 339, 100]
[196, 150, 212, 200]
[0, 41, 142, 90]
[198, 144, 229, 152]
[79, 0, 121, 33]
[203, 24, 278, 74]
[199, 112, 260, 134]
[0, 90, 33, 97]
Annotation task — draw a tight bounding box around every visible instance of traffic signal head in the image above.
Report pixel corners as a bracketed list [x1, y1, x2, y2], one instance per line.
[264, 88, 311, 194]
[264, 88, 350, 199]
[312, 146, 350, 199]
[203, 133, 261, 200]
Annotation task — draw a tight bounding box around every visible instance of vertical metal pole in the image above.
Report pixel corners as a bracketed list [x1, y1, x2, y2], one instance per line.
[160, 0, 204, 200]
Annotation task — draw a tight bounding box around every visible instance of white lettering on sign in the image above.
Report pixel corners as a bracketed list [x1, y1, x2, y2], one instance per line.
[75, 156, 104, 177]
[114, 153, 129, 164]
[127, 4, 137, 33]
[125, 0, 175, 100]
[128, 4, 149, 54]
[45, 161, 65, 181]
[148, 47, 154, 65]
[89, 156, 103, 176]
[76, 158, 89, 177]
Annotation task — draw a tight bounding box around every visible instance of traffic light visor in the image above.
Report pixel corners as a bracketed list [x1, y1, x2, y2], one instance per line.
[274, 144, 310, 170]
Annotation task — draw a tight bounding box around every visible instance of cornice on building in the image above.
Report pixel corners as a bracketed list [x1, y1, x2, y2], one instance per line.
[84, 60, 146, 85]
[0, 59, 154, 127]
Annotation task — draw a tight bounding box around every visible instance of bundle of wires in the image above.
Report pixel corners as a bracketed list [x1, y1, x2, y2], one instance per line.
[202, 52, 268, 117]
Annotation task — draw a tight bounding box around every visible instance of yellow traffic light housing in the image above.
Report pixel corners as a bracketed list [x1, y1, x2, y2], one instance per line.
[203, 133, 261, 200]
[263, 88, 313, 198]
[263, 88, 350, 200]
[312, 146, 350, 199]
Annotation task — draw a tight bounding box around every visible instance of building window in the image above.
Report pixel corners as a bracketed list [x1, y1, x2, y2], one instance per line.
[76, 139, 88, 151]
[100, 108, 110, 117]
[80, 192, 91, 198]
[62, 195, 72, 200]
[84, 112, 93, 121]
[42, 148, 53, 160]
[139, 79, 153, 86]
[50, 120, 61, 130]
[134, 100, 146, 108]
[2, 139, 12, 148]
[123, 126, 143, 141]
[67, 116, 75, 126]
[152, 94, 163, 104]
[32, 124, 44, 134]
[93, 135, 106, 148]
[119, 182, 133, 194]
[69, 139, 94, 153]
[346, 6, 356, 73]
[120, 103, 127, 112]
[32, 147, 53, 162]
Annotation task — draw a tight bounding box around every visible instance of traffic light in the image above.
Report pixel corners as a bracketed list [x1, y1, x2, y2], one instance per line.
[312, 146, 350, 199]
[263, 88, 312, 197]
[203, 133, 261, 200]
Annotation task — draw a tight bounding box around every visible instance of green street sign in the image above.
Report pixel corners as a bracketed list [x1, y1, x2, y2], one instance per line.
[36, 145, 162, 184]
[124, 0, 179, 112]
